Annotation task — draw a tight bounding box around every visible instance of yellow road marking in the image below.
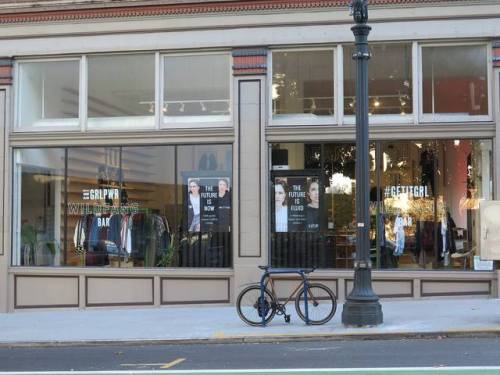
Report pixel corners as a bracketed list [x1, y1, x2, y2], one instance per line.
[161, 357, 186, 369]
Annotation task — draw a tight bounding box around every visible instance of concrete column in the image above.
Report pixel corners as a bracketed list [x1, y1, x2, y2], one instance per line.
[79, 275, 86, 309]
[493, 53, 500, 279]
[493, 44, 500, 201]
[413, 279, 421, 299]
[0, 58, 12, 313]
[231, 49, 267, 301]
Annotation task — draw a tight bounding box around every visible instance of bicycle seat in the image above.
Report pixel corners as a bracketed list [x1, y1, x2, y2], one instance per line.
[258, 265, 270, 271]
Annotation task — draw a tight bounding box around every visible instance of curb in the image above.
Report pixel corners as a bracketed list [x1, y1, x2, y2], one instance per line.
[1, 329, 500, 348]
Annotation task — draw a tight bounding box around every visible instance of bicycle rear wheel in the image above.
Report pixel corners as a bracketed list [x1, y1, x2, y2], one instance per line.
[295, 283, 337, 325]
[236, 285, 277, 326]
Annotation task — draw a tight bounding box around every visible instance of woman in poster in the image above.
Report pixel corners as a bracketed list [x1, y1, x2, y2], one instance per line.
[306, 179, 320, 231]
[217, 178, 231, 232]
[187, 179, 201, 232]
[275, 179, 288, 232]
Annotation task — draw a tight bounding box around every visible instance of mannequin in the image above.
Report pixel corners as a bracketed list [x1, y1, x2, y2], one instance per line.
[393, 212, 405, 256]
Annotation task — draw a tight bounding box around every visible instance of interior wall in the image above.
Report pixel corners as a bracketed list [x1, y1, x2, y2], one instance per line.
[442, 140, 471, 229]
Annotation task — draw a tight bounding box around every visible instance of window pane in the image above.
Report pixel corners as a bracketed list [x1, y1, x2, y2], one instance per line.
[66, 147, 122, 267]
[272, 51, 334, 117]
[120, 146, 176, 268]
[422, 45, 488, 116]
[437, 139, 493, 270]
[87, 54, 155, 118]
[176, 145, 232, 267]
[164, 54, 230, 117]
[271, 143, 365, 269]
[379, 141, 437, 269]
[344, 44, 412, 116]
[13, 148, 65, 266]
[17, 61, 79, 128]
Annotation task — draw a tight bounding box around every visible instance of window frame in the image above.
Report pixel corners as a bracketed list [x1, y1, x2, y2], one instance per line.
[341, 42, 415, 126]
[85, 51, 157, 131]
[160, 51, 233, 129]
[268, 47, 337, 126]
[14, 57, 82, 132]
[418, 41, 493, 123]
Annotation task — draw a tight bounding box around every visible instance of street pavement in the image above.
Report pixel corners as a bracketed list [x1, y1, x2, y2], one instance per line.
[0, 298, 499, 346]
[2, 369, 500, 374]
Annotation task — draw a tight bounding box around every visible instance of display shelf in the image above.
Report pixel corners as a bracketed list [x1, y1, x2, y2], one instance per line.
[333, 231, 356, 269]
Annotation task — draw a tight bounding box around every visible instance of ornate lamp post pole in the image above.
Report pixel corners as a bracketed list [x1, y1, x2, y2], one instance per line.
[341, 0, 383, 326]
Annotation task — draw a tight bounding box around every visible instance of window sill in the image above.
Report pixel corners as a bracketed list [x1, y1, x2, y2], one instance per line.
[162, 115, 232, 129]
[14, 118, 80, 132]
[87, 116, 155, 130]
[343, 115, 414, 125]
[270, 114, 336, 126]
[420, 114, 492, 123]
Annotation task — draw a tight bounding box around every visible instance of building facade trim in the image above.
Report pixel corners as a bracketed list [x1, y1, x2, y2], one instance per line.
[85, 276, 155, 307]
[344, 278, 414, 298]
[14, 274, 80, 309]
[8, 129, 235, 148]
[0, 0, 471, 24]
[494, 40, 500, 67]
[233, 48, 267, 77]
[160, 276, 231, 305]
[420, 279, 493, 297]
[265, 123, 496, 142]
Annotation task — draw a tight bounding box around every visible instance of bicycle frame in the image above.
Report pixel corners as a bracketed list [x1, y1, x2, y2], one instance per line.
[259, 268, 311, 326]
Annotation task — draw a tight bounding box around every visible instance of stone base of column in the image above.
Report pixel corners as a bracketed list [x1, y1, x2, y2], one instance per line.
[342, 299, 383, 327]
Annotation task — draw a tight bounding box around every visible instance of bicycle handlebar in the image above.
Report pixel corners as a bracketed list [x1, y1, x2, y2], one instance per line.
[258, 266, 316, 275]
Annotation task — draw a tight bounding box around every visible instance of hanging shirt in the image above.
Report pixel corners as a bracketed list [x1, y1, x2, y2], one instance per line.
[190, 195, 200, 216]
[275, 206, 288, 232]
[393, 215, 405, 256]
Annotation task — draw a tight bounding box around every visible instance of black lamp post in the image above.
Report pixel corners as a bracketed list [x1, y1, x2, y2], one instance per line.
[341, 0, 383, 327]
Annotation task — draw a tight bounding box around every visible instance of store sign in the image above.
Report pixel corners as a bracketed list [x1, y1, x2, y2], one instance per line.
[288, 178, 308, 231]
[186, 176, 231, 233]
[82, 188, 119, 200]
[274, 176, 319, 232]
[384, 185, 430, 198]
[68, 187, 139, 217]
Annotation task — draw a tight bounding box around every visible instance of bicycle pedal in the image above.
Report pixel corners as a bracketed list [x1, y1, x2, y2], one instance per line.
[285, 315, 291, 323]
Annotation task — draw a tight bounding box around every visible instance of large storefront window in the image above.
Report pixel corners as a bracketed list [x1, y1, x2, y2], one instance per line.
[271, 50, 334, 122]
[270, 139, 492, 270]
[422, 44, 489, 119]
[13, 145, 232, 268]
[344, 43, 412, 117]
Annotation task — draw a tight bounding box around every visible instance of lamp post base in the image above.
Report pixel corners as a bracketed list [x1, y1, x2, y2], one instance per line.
[342, 267, 383, 327]
[342, 299, 383, 327]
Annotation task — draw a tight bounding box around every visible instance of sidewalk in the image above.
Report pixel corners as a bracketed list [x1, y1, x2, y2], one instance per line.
[1, 298, 500, 346]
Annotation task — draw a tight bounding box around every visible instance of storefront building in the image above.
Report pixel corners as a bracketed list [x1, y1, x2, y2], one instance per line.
[0, 0, 499, 312]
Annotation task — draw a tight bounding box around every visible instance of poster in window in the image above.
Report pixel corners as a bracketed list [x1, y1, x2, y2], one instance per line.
[187, 177, 231, 233]
[274, 176, 320, 233]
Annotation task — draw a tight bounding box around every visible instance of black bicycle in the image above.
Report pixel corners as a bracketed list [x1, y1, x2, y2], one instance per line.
[236, 266, 337, 326]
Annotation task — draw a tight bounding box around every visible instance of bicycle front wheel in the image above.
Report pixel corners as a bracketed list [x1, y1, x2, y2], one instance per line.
[295, 283, 337, 325]
[236, 285, 277, 326]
